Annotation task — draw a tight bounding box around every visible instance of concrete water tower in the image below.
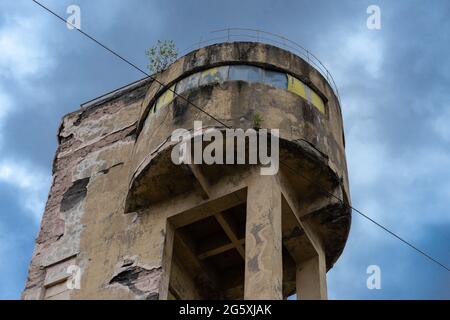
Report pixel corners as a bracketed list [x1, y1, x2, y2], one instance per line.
[23, 41, 351, 300]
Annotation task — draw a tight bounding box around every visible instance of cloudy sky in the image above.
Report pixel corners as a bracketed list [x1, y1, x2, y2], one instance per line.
[0, 0, 449, 299]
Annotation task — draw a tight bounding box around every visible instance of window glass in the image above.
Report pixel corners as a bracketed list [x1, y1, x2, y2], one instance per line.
[229, 65, 263, 82]
[146, 65, 325, 124]
[176, 73, 200, 94]
[199, 66, 229, 86]
[263, 70, 287, 89]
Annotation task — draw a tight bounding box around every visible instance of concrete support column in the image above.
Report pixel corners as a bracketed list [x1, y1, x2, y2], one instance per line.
[158, 222, 174, 300]
[244, 174, 283, 300]
[296, 250, 327, 300]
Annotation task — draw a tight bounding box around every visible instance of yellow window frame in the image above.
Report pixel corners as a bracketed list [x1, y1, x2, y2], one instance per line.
[287, 74, 324, 114]
[311, 90, 325, 114]
[287, 74, 306, 99]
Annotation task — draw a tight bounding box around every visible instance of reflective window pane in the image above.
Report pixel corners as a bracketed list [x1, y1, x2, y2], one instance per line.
[152, 65, 325, 119]
[229, 65, 263, 82]
[199, 66, 229, 86]
[176, 73, 200, 94]
[263, 70, 287, 89]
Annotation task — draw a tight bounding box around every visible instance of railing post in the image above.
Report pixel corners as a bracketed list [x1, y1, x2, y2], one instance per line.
[181, 29, 341, 103]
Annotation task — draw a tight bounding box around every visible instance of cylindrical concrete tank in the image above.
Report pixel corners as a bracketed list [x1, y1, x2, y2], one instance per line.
[125, 42, 351, 299]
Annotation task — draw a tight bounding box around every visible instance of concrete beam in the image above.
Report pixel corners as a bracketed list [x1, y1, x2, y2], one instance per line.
[168, 188, 246, 229]
[187, 164, 210, 199]
[198, 239, 245, 260]
[214, 212, 245, 259]
[175, 229, 221, 295]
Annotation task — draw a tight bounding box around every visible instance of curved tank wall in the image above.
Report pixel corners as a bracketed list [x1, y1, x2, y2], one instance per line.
[125, 41, 351, 272]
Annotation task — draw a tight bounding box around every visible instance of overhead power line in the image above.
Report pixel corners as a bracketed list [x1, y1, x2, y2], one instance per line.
[32, 0, 450, 273]
[32, 0, 228, 128]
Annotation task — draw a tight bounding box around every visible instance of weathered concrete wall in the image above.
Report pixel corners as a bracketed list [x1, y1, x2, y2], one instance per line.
[126, 42, 351, 273]
[23, 42, 351, 300]
[130, 42, 350, 211]
[22, 80, 157, 299]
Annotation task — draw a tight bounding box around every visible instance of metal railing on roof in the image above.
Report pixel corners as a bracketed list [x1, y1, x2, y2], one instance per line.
[179, 28, 341, 103]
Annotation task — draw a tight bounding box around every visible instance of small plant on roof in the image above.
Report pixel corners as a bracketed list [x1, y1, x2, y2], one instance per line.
[146, 40, 178, 74]
[253, 112, 264, 130]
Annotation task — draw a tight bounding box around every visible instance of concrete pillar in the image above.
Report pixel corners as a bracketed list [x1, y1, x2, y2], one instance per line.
[158, 221, 174, 300]
[296, 251, 327, 300]
[244, 174, 283, 299]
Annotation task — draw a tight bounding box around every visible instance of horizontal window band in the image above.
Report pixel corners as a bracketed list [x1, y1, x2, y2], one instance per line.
[148, 64, 326, 118]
